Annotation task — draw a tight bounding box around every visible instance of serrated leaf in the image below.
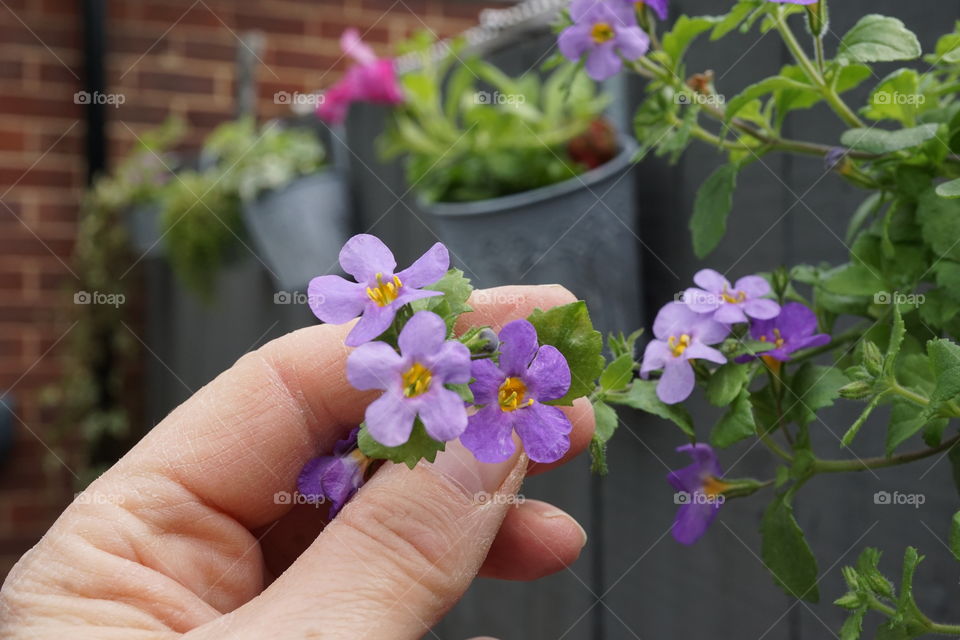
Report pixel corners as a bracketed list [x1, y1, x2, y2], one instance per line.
[357, 420, 445, 469]
[725, 75, 813, 123]
[937, 178, 960, 199]
[412, 268, 473, 332]
[528, 301, 604, 405]
[589, 401, 619, 475]
[886, 400, 933, 455]
[706, 362, 750, 407]
[600, 353, 635, 392]
[761, 494, 820, 602]
[608, 379, 694, 436]
[840, 124, 940, 155]
[918, 187, 960, 261]
[836, 15, 922, 66]
[662, 15, 721, 66]
[711, 0, 761, 40]
[690, 163, 739, 258]
[786, 363, 850, 426]
[840, 608, 867, 640]
[710, 389, 756, 448]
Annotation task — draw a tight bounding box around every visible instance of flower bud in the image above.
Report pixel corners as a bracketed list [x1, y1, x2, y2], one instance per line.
[861, 340, 884, 376]
[839, 380, 874, 400]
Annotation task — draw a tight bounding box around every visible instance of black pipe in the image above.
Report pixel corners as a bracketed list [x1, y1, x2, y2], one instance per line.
[82, 0, 107, 183]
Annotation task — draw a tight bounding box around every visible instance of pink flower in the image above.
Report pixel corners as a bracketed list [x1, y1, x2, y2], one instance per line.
[316, 29, 404, 124]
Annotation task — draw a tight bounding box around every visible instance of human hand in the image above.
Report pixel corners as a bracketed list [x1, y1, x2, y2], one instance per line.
[1, 285, 594, 639]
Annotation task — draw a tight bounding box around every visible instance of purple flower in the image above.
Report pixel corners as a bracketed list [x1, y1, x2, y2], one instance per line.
[347, 311, 471, 446]
[640, 302, 728, 404]
[460, 320, 573, 464]
[683, 269, 780, 325]
[667, 443, 729, 545]
[308, 234, 449, 347]
[297, 427, 369, 516]
[737, 302, 831, 364]
[558, 0, 650, 81]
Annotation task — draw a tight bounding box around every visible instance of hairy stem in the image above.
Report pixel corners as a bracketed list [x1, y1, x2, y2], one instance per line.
[813, 433, 960, 473]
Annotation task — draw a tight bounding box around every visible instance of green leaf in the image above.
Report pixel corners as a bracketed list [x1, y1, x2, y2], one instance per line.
[706, 362, 751, 407]
[711, 0, 761, 40]
[590, 401, 618, 475]
[936, 178, 960, 199]
[950, 512, 960, 562]
[608, 379, 695, 437]
[886, 400, 932, 455]
[786, 363, 849, 427]
[917, 187, 960, 261]
[412, 268, 473, 332]
[928, 338, 960, 374]
[357, 420, 445, 469]
[662, 15, 721, 66]
[840, 124, 940, 154]
[710, 389, 756, 448]
[861, 69, 930, 126]
[528, 301, 604, 405]
[599, 353, 635, 392]
[760, 494, 820, 602]
[949, 443, 960, 498]
[839, 608, 867, 640]
[725, 75, 813, 123]
[447, 382, 474, 404]
[690, 163, 739, 258]
[836, 15, 922, 66]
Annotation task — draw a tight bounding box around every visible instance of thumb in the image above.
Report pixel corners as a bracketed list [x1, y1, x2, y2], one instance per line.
[193, 441, 526, 640]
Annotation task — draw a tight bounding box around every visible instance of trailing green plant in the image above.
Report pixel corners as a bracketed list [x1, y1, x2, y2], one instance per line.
[378, 34, 612, 203]
[44, 118, 184, 484]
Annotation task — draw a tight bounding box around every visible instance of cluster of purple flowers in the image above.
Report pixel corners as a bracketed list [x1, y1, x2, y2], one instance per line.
[646, 270, 829, 545]
[297, 234, 574, 515]
[558, 0, 816, 81]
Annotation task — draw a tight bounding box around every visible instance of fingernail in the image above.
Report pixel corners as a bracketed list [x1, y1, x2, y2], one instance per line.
[540, 506, 588, 548]
[429, 439, 521, 499]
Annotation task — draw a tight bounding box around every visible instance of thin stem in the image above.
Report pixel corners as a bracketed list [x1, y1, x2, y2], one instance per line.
[888, 382, 931, 407]
[813, 36, 826, 75]
[758, 429, 794, 462]
[813, 433, 960, 473]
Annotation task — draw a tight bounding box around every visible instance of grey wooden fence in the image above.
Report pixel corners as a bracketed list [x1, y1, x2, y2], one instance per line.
[142, 1, 960, 638]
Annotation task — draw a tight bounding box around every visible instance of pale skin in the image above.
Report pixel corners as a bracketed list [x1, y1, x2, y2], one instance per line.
[0, 285, 595, 639]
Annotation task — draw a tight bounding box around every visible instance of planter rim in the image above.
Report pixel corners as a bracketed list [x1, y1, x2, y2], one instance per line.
[420, 134, 638, 217]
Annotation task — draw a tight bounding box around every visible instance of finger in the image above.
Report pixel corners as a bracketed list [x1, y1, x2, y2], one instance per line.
[192, 441, 529, 639]
[105, 284, 580, 530]
[478, 499, 586, 580]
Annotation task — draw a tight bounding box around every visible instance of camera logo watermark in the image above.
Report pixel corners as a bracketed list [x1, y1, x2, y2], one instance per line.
[74, 291, 125, 308]
[473, 90, 526, 107]
[273, 490, 327, 507]
[474, 491, 525, 505]
[274, 91, 324, 106]
[675, 93, 725, 106]
[74, 492, 126, 505]
[471, 290, 526, 306]
[872, 91, 926, 106]
[874, 491, 925, 508]
[74, 91, 125, 107]
[674, 491, 725, 506]
[274, 290, 325, 305]
[874, 291, 925, 307]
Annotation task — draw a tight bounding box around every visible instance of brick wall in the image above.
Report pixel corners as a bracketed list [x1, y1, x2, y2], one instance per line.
[0, 0, 489, 579]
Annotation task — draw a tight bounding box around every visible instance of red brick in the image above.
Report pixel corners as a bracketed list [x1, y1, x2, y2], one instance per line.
[234, 11, 306, 35]
[0, 95, 82, 119]
[0, 166, 78, 189]
[0, 60, 24, 81]
[182, 39, 236, 62]
[110, 32, 172, 56]
[0, 129, 27, 152]
[138, 70, 215, 94]
[141, 2, 226, 28]
[269, 48, 339, 71]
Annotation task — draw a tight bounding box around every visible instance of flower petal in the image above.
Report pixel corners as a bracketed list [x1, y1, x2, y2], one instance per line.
[558, 24, 592, 60]
[393, 287, 443, 308]
[683, 287, 721, 313]
[645, 0, 669, 20]
[672, 501, 721, 545]
[734, 275, 771, 298]
[615, 26, 649, 60]
[396, 242, 449, 289]
[713, 303, 748, 325]
[347, 341, 403, 391]
[789, 333, 831, 353]
[652, 302, 703, 340]
[498, 319, 539, 377]
[524, 345, 571, 402]
[640, 339, 672, 377]
[307, 275, 367, 324]
[742, 298, 780, 320]
[692, 317, 731, 345]
[365, 392, 417, 447]
[430, 341, 472, 384]
[470, 358, 505, 405]
[776, 302, 820, 339]
[339, 234, 396, 282]
[692, 269, 729, 294]
[418, 387, 468, 442]
[585, 43, 622, 81]
[684, 342, 726, 365]
[341, 28, 377, 66]
[398, 311, 448, 359]
[297, 456, 338, 501]
[678, 442, 723, 476]
[345, 304, 395, 346]
[657, 360, 695, 404]
[461, 405, 516, 463]
[514, 403, 572, 463]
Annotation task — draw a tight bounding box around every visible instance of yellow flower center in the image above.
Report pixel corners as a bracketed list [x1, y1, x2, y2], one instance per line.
[667, 334, 692, 358]
[702, 475, 731, 497]
[591, 22, 615, 44]
[758, 328, 786, 349]
[366, 273, 402, 307]
[721, 287, 747, 304]
[401, 362, 432, 398]
[498, 377, 534, 412]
